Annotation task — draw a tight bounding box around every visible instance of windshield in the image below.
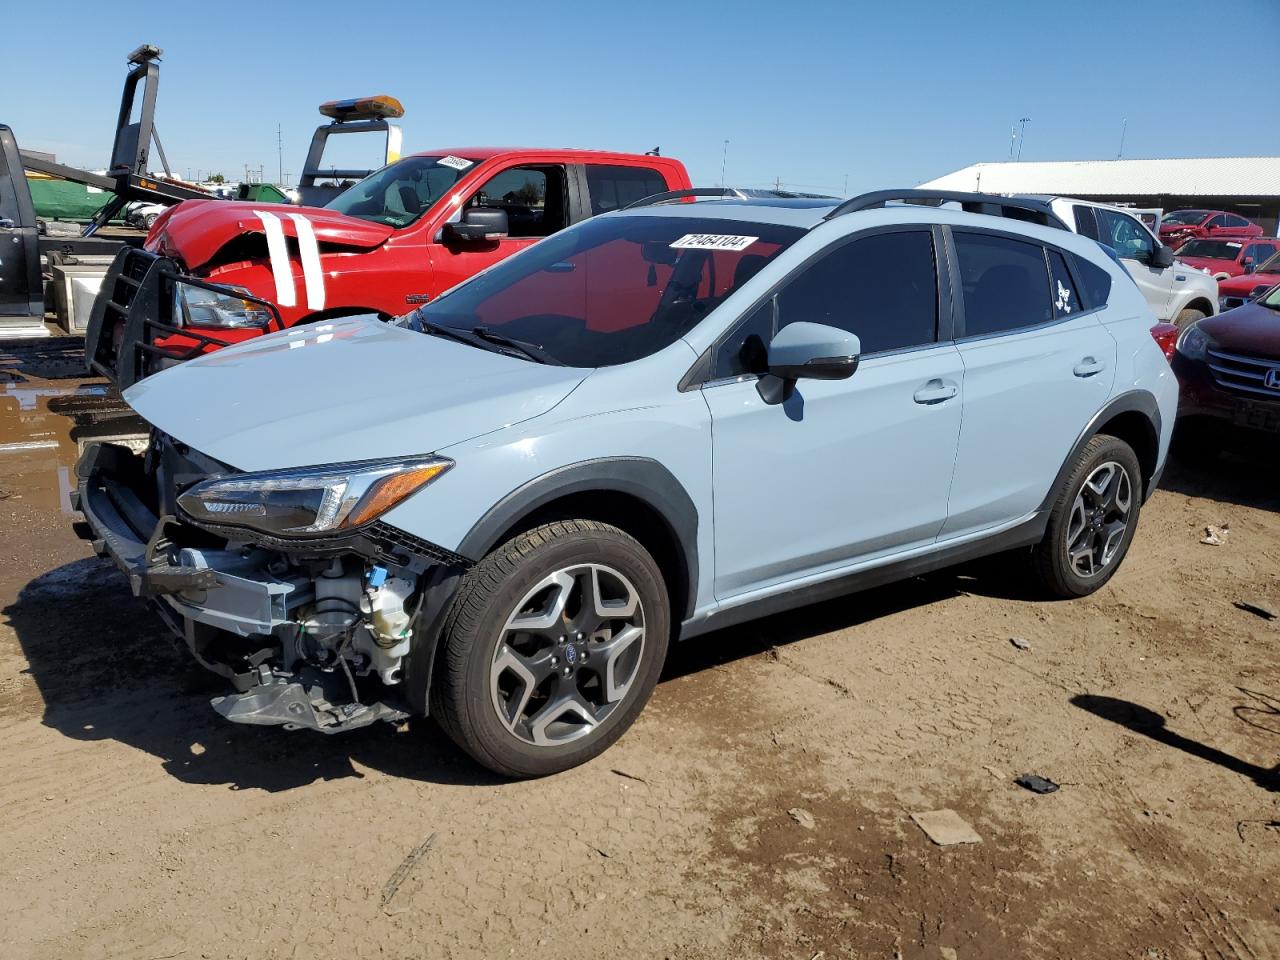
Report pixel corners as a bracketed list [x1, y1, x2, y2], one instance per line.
[1162, 210, 1209, 226]
[324, 155, 473, 228]
[412, 214, 804, 367]
[1176, 240, 1242, 259]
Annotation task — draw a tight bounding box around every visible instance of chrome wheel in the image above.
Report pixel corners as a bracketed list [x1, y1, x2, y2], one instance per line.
[1066, 461, 1133, 578]
[490, 563, 646, 747]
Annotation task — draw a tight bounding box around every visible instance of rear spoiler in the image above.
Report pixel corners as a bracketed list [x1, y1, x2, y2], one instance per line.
[85, 247, 283, 390]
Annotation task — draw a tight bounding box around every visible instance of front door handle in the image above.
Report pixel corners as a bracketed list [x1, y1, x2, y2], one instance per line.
[1073, 357, 1106, 378]
[913, 379, 958, 405]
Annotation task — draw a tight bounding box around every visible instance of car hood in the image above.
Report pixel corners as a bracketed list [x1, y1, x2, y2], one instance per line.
[122, 316, 590, 471]
[1176, 255, 1234, 272]
[147, 199, 395, 271]
[1219, 271, 1280, 295]
[1198, 301, 1280, 360]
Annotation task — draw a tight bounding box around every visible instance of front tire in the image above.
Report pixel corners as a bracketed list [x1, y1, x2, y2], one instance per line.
[1032, 435, 1142, 598]
[1175, 307, 1207, 330]
[431, 520, 670, 778]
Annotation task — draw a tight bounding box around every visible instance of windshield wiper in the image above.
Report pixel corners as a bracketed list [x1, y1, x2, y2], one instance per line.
[470, 326, 564, 365]
[417, 317, 563, 365]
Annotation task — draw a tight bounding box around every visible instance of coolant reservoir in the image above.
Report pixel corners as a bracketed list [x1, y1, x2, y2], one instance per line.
[365, 577, 416, 643]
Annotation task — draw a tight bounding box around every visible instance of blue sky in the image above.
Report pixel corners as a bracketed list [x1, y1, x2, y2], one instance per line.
[8, 0, 1278, 194]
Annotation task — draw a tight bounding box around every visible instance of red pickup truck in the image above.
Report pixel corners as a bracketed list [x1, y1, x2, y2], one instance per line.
[88, 147, 690, 386]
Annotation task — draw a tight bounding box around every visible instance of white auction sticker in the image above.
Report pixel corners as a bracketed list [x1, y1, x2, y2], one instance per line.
[670, 233, 758, 252]
[437, 155, 474, 170]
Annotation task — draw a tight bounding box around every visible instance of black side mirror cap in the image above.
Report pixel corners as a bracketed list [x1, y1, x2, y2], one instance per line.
[1152, 245, 1175, 269]
[444, 207, 509, 243]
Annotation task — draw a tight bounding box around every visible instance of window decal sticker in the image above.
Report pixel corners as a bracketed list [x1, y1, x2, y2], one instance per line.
[437, 156, 474, 171]
[670, 234, 758, 252]
[1056, 279, 1073, 314]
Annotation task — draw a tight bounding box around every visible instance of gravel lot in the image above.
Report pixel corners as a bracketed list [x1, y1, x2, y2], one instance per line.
[1, 341, 1276, 959]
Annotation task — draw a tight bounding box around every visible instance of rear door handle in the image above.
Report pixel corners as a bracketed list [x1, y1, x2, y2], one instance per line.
[913, 379, 958, 405]
[1073, 357, 1106, 378]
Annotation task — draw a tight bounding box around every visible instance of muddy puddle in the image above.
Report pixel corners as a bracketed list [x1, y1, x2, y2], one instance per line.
[0, 341, 147, 513]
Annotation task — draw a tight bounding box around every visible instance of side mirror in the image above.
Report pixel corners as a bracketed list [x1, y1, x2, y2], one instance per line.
[444, 207, 509, 243]
[758, 321, 860, 403]
[1151, 245, 1175, 269]
[1242, 257, 1255, 273]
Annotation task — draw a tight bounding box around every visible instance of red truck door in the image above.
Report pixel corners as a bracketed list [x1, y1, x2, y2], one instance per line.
[426, 163, 582, 295]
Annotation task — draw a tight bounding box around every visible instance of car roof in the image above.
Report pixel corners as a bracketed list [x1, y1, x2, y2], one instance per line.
[616, 198, 840, 228]
[615, 196, 1083, 240]
[408, 147, 676, 163]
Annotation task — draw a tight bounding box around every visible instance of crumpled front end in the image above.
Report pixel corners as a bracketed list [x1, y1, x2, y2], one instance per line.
[73, 433, 467, 734]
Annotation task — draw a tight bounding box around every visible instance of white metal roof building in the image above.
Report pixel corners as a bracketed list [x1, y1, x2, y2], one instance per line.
[919, 157, 1280, 234]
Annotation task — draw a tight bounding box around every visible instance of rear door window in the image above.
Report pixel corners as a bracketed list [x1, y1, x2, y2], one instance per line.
[953, 232, 1052, 337]
[1072, 205, 1100, 241]
[584, 165, 669, 215]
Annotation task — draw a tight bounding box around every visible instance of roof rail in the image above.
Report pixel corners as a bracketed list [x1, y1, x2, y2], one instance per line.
[825, 189, 1068, 230]
[622, 187, 752, 210]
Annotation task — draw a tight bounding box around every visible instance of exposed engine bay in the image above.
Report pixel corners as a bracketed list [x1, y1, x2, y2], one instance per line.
[74, 432, 466, 734]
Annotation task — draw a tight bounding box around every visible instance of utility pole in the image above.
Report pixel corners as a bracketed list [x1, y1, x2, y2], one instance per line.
[1116, 118, 1128, 160]
[1016, 117, 1031, 161]
[843, 173, 849, 196]
[277, 123, 284, 184]
[774, 175, 782, 192]
[1009, 124, 1017, 160]
[719, 139, 729, 187]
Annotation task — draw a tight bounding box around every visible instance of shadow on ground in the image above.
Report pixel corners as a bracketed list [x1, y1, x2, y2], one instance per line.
[5, 549, 1030, 793]
[1159, 431, 1280, 513]
[1072, 693, 1279, 793]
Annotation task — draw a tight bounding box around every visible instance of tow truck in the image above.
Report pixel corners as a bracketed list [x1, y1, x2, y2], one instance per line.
[86, 123, 690, 388]
[0, 45, 210, 338]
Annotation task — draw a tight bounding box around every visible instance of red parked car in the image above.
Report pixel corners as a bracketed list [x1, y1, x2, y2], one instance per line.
[1159, 209, 1263, 249]
[1174, 237, 1280, 280]
[88, 147, 690, 387]
[1217, 252, 1280, 312]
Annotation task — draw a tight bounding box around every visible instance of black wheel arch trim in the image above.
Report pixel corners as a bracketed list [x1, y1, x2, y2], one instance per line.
[1041, 389, 1163, 512]
[455, 457, 700, 616]
[407, 457, 700, 716]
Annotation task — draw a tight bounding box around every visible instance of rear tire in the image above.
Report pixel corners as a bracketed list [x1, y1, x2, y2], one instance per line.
[1032, 435, 1142, 599]
[143, 212, 159, 231]
[1175, 307, 1207, 330]
[431, 520, 670, 778]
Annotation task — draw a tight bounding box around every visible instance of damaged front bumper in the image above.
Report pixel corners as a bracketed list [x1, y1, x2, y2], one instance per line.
[74, 438, 469, 734]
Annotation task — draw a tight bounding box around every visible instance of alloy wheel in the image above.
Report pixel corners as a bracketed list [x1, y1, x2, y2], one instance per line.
[1065, 461, 1133, 578]
[490, 564, 646, 746]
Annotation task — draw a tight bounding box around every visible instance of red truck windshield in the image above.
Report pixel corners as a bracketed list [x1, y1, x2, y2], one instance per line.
[325, 155, 473, 228]
[413, 214, 804, 367]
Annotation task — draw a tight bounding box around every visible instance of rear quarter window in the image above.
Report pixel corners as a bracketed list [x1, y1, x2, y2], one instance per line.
[584, 165, 670, 215]
[1071, 253, 1112, 310]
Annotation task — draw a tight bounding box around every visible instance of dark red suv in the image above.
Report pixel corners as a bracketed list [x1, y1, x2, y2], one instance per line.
[1171, 287, 1280, 447]
[1159, 209, 1264, 249]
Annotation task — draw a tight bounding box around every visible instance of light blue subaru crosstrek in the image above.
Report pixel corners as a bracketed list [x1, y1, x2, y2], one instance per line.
[76, 188, 1178, 777]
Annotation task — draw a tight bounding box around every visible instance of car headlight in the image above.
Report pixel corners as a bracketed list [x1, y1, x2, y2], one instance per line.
[1175, 324, 1212, 361]
[178, 456, 453, 537]
[173, 281, 273, 329]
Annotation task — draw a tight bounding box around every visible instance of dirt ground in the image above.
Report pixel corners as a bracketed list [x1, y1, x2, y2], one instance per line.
[1, 340, 1276, 960]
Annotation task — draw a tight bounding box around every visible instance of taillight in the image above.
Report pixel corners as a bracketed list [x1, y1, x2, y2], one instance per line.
[1150, 322, 1178, 361]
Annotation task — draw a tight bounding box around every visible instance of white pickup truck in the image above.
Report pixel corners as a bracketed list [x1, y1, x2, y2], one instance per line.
[1022, 196, 1219, 328]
